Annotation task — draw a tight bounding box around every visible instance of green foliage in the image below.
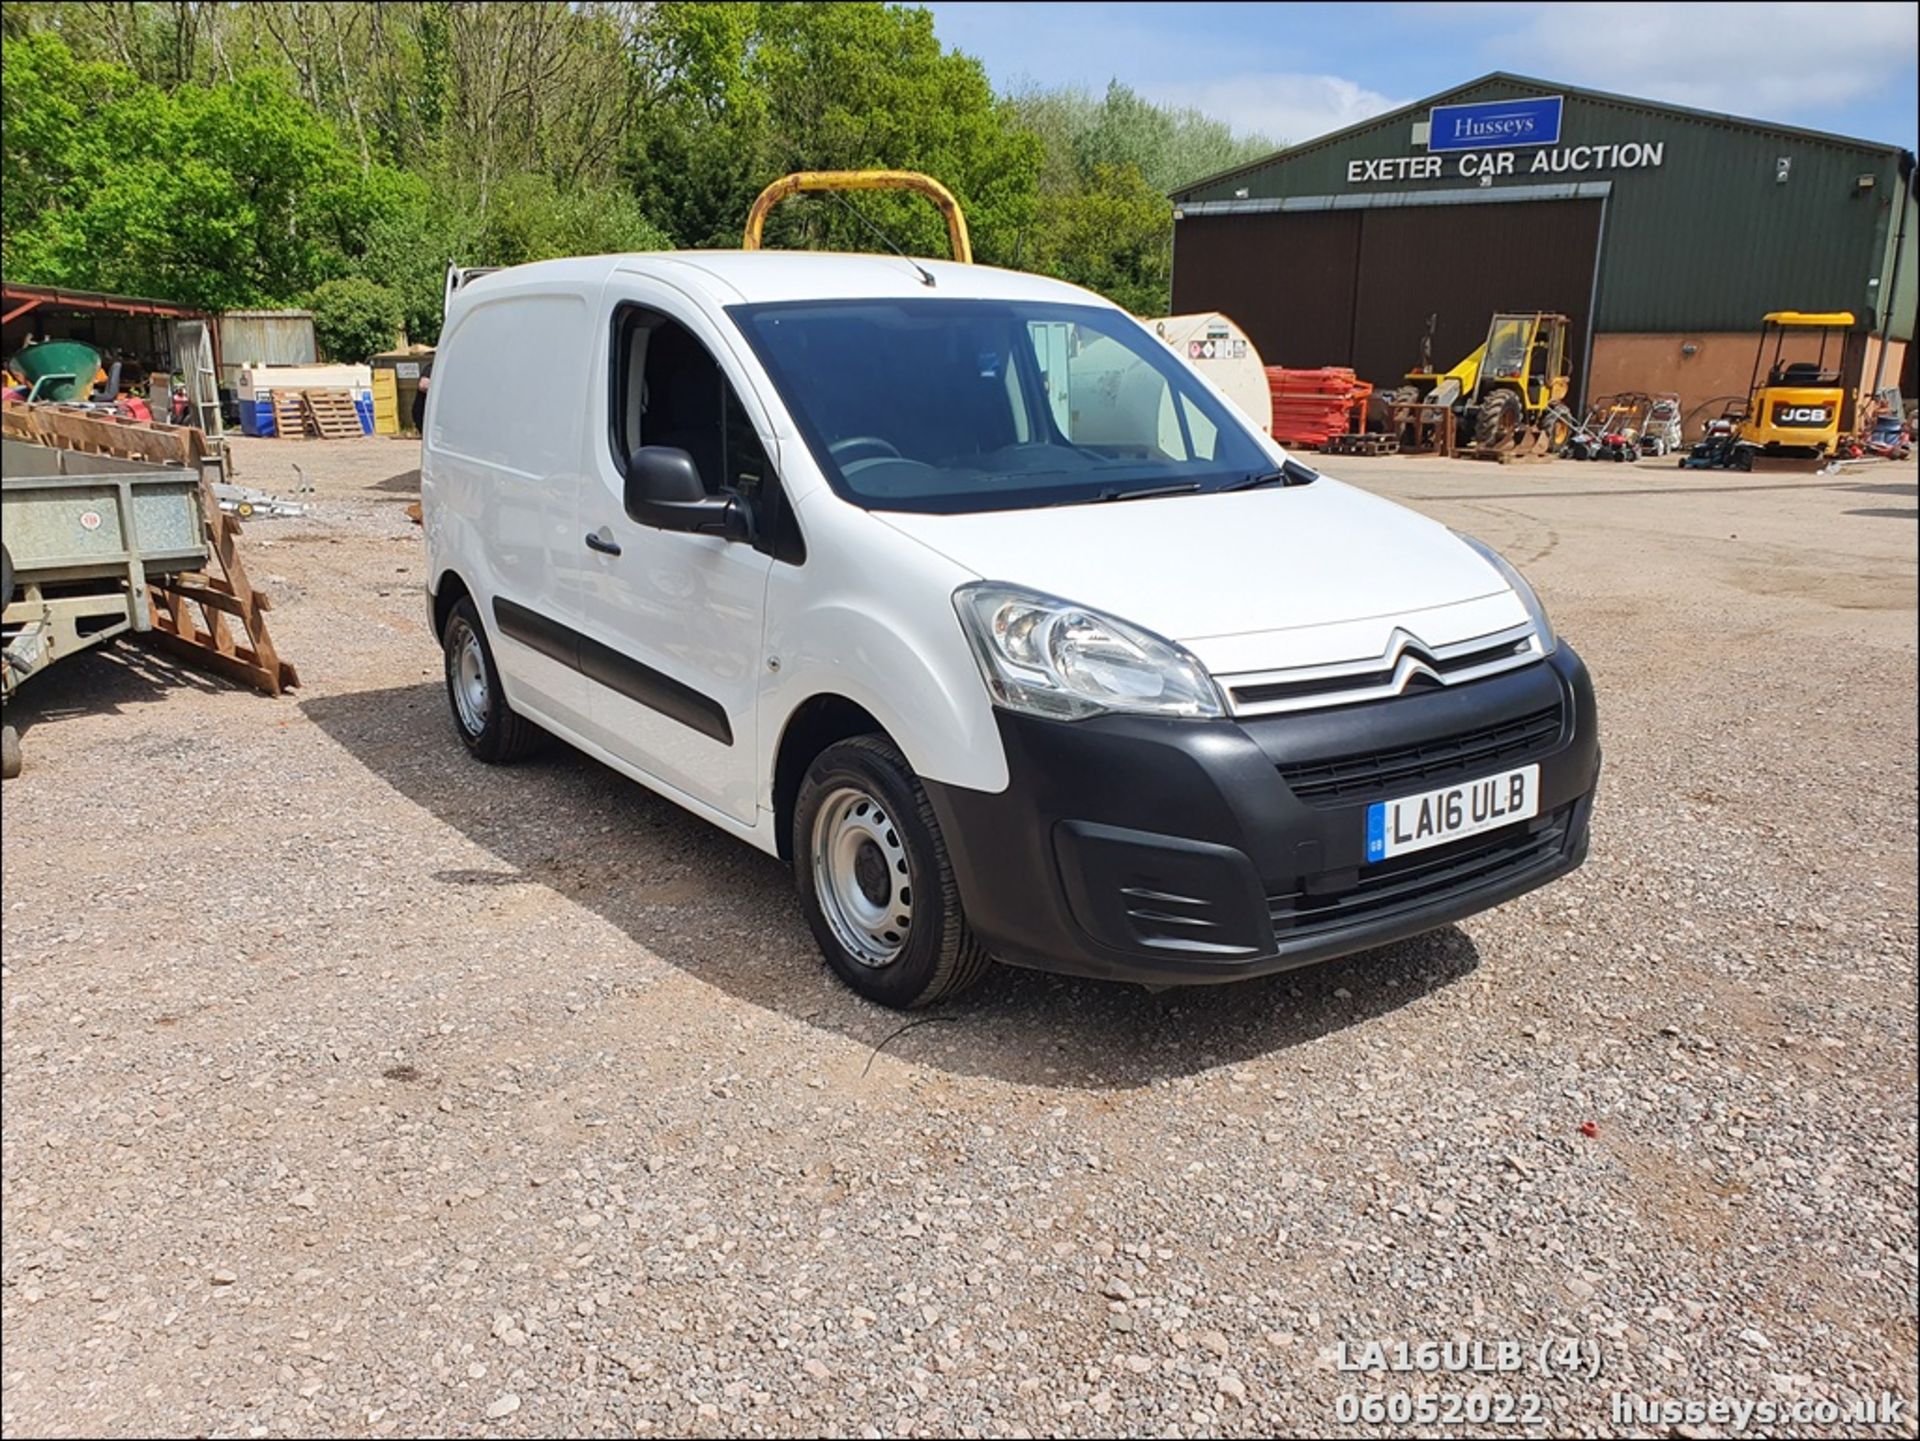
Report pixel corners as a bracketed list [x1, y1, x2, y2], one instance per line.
[1011, 81, 1276, 315]
[625, 2, 1041, 266]
[2, 8, 1279, 325]
[308, 276, 403, 361]
[1014, 80, 1276, 196]
[1, 31, 410, 309]
[471, 174, 672, 267]
[1024, 164, 1177, 318]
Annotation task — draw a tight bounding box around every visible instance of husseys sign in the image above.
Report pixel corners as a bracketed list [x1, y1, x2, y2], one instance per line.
[1430, 96, 1563, 150]
[1345, 95, 1667, 184]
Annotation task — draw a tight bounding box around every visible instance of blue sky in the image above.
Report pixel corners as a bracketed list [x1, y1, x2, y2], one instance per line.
[925, 1, 1919, 153]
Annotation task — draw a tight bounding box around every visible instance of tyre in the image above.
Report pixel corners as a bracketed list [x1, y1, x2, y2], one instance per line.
[1, 724, 19, 781]
[1474, 390, 1522, 449]
[1, 542, 14, 609]
[792, 734, 993, 1009]
[440, 596, 540, 763]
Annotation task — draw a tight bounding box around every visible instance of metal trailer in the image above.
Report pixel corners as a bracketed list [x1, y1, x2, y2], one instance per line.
[0, 437, 210, 776]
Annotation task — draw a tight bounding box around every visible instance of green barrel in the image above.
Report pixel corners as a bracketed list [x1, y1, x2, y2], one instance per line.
[12, 339, 102, 403]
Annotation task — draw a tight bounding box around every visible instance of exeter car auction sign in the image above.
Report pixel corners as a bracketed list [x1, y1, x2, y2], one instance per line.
[1345, 96, 1666, 185]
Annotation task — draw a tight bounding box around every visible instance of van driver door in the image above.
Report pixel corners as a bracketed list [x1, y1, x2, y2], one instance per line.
[575, 283, 777, 826]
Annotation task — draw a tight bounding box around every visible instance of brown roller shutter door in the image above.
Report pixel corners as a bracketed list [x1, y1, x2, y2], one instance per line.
[1172, 198, 1604, 402]
[1171, 210, 1361, 369]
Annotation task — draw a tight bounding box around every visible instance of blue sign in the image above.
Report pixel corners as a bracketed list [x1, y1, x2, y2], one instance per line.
[1428, 96, 1563, 152]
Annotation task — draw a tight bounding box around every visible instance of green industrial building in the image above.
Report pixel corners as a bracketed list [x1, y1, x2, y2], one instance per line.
[1169, 73, 1917, 429]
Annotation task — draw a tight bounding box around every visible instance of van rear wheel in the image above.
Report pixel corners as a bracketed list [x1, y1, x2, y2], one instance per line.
[441, 597, 540, 763]
[793, 735, 993, 1009]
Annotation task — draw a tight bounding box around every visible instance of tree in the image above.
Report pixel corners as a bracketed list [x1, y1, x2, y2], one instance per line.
[1014, 80, 1275, 197]
[625, 3, 1041, 264]
[0, 31, 417, 309]
[1024, 163, 1176, 317]
[308, 276, 403, 360]
[1009, 80, 1275, 313]
[3, 7, 1282, 324]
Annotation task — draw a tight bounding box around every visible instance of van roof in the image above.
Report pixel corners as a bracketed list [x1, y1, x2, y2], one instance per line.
[452, 250, 1113, 310]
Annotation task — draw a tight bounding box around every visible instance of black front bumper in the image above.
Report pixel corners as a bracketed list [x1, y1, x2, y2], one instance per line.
[923, 645, 1600, 986]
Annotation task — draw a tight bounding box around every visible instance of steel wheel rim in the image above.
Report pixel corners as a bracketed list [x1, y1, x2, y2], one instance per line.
[450, 620, 490, 735]
[811, 785, 913, 968]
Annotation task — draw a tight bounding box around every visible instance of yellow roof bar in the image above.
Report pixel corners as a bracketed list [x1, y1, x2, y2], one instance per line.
[1761, 311, 1855, 326]
[742, 170, 972, 264]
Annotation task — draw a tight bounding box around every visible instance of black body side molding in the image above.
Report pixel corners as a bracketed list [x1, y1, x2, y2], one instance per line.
[492, 596, 733, 746]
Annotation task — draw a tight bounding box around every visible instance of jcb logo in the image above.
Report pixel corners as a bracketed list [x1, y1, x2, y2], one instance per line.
[1773, 405, 1830, 426]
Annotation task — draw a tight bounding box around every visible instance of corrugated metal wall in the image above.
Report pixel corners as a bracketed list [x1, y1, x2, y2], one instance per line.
[1594, 121, 1894, 333]
[1173, 77, 1912, 338]
[216, 310, 316, 384]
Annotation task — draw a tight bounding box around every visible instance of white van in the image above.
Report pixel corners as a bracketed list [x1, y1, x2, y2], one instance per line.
[422, 252, 1598, 1008]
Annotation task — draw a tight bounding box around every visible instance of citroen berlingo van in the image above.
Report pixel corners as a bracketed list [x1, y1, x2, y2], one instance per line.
[422, 248, 1598, 1008]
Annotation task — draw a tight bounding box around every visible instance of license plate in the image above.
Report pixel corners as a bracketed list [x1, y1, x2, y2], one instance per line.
[1365, 764, 1539, 862]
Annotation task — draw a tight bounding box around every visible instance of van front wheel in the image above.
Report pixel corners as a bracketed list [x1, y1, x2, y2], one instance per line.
[793, 735, 993, 1008]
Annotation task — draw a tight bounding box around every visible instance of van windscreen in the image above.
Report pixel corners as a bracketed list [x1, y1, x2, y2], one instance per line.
[730, 299, 1272, 515]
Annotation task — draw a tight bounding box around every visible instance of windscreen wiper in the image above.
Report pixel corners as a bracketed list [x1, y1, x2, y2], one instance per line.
[1218, 458, 1321, 492]
[1091, 481, 1206, 503]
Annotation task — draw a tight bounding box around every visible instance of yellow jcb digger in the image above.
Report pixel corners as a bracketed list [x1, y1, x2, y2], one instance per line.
[1684, 312, 1854, 471]
[1736, 311, 1852, 457]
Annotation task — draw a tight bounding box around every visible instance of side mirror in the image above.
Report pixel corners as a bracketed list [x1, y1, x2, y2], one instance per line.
[623, 446, 752, 541]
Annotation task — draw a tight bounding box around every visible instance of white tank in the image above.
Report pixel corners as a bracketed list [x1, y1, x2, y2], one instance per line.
[1146, 313, 1272, 436]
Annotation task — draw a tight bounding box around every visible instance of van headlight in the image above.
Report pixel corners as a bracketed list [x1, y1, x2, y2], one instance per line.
[1459, 534, 1558, 655]
[953, 583, 1225, 720]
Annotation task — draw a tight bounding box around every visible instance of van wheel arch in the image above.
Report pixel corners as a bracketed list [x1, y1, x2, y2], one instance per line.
[432, 570, 474, 641]
[773, 694, 889, 863]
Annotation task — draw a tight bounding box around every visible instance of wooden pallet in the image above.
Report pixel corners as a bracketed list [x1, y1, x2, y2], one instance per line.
[1456, 445, 1556, 465]
[2, 400, 214, 467]
[1, 399, 297, 696]
[1321, 432, 1400, 457]
[270, 389, 307, 440]
[300, 388, 362, 440]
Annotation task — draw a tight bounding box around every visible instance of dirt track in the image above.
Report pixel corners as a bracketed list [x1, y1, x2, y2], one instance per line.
[3, 438, 1915, 1437]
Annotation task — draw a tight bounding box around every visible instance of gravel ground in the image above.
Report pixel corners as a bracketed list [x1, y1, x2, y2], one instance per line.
[2, 437, 1915, 1438]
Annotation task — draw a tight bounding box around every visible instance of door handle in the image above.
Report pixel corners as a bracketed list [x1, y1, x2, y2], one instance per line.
[584, 529, 622, 556]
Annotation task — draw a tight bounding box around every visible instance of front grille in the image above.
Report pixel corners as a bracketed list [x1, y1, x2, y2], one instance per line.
[1276, 702, 1563, 808]
[1221, 623, 1543, 717]
[1268, 807, 1571, 937]
[1232, 636, 1529, 708]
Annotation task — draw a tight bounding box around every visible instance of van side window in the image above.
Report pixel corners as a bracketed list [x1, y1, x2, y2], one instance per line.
[611, 305, 802, 562]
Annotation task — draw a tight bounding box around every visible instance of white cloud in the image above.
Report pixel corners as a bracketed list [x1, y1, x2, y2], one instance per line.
[1467, 1, 1917, 126]
[1140, 73, 1406, 147]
